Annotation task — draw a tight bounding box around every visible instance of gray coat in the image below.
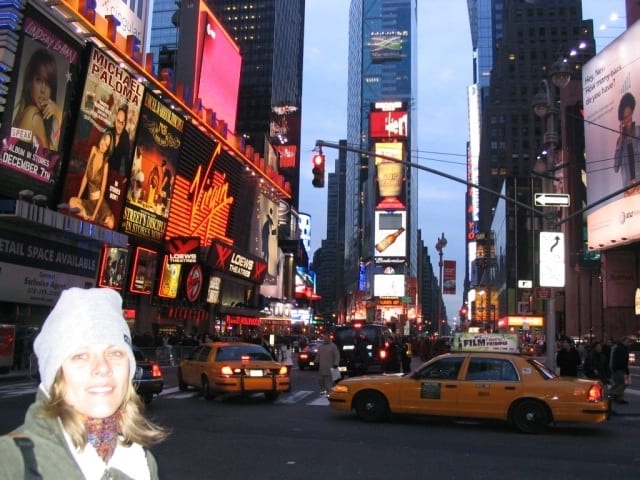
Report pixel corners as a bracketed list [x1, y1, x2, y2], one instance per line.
[0, 391, 159, 480]
[316, 341, 340, 375]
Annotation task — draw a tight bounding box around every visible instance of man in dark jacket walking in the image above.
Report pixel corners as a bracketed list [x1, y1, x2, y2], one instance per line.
[609, 337, 631, 404]
[556, 337, 581, 376]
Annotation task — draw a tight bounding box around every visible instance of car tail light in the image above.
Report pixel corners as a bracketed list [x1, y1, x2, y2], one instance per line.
[299, 353, 308, 359]
[379, 349, 387, 360]
[151, 363, 162, 378]
[587, 384, 603, 402]
[278, 366, 288, 375]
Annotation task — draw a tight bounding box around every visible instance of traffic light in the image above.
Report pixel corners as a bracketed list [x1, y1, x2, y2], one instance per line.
[312, 153, 325, 188]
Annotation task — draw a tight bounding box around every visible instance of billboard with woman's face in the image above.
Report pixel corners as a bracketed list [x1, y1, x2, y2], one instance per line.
[0, 6, 82, 201]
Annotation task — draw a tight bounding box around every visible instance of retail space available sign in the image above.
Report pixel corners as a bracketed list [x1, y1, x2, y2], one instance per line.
[0, 229, 98, 305]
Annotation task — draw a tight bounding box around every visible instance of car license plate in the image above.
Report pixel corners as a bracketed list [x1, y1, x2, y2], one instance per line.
[309, 361, 315, 366]
[249, 369, 263, 377]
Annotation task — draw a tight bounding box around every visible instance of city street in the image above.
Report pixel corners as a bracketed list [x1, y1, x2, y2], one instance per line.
[1, 363, 639, 479]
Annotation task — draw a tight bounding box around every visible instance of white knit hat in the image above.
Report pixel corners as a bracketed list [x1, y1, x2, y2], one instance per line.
[34, 287, 136, 393]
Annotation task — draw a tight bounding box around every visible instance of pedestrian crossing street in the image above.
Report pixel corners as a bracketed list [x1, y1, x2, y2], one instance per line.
[0, 381, 331, 406]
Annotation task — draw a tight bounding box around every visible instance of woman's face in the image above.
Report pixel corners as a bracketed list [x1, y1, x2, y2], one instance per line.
[99, 134, 113, 153]
[61, 343, 130, 418]
[30, 66, 52, 109]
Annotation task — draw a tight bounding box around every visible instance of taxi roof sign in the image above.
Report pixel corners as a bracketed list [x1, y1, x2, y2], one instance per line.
[453, 333, 520, 353]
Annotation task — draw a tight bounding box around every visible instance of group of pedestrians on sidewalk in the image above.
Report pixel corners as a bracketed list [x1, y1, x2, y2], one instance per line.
[556, 335, 632, 405]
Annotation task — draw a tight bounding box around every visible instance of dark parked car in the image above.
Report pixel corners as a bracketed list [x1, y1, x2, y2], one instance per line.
[298, 341, 323, 370]
[133, 347, 164, 405]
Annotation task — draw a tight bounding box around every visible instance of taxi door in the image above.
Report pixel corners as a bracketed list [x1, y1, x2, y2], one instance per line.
[399, 356, 465, 416]
[182, 345, 211, 386]
[456, 356, 520, 419]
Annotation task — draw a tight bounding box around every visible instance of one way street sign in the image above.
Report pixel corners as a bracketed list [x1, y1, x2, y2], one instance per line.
[534, 193, 570, 207]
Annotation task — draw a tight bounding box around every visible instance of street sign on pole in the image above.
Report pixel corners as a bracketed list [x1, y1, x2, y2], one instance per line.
[534, 193, 570, 207]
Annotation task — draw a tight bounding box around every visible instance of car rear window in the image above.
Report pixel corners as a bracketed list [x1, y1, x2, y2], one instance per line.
[216, 345, 273, 362]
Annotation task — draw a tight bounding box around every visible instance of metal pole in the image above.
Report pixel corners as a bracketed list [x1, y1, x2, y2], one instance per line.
[540, 79, 557, 372]
[435, 232, 447, 336]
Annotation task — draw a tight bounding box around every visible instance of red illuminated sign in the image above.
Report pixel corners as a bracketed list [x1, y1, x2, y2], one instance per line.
[206, 240, 267, 283]
[370, 111, 408, 139]
[185, 264, 204, 302]
[164, 124, 240, 246]
[194, 3, 242, 132]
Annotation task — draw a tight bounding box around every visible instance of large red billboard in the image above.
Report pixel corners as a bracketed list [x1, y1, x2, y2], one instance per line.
[0, 7, 82, 201]
[193, 3, 242, 133]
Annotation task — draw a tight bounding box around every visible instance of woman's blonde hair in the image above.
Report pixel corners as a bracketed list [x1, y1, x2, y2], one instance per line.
[41, 369, 168, 450]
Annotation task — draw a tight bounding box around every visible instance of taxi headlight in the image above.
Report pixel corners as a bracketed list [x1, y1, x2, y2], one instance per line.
[333, 384, 349, 394]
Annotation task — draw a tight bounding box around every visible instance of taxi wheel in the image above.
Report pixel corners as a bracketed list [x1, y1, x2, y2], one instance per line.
[511, 400, 549, 434]
[177, 369, 188, 391]
[354, 391, 389, 422]
[201, 376, 213, 400]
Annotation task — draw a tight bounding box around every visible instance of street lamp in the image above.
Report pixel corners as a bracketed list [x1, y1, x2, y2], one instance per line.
[532, 77, 560, 371]
[435, 232, 447, 336]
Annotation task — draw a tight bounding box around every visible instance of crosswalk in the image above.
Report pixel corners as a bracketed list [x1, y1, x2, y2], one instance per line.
[0, 380, 331, 405]
[158, 386, 331, 405]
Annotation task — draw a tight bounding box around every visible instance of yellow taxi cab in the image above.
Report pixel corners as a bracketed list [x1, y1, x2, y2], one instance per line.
[178, 342, 289, 401]
[328, 333, 610, 433]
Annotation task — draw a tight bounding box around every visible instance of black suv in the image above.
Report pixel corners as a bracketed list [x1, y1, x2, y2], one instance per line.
[332, 324, 397, 376]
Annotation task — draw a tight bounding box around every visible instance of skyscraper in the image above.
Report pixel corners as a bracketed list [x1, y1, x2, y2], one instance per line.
[343, 0, 418, 327]
[209, 1, 305, 209]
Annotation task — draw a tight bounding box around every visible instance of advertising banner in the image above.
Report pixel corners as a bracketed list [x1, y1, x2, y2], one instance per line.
[583, 21, 640, 249]
[452, 333, 520, 353]
[164, 122, 245, 247]
[370, 110, 408, 139]
[374, 142, 406, 210]
[0, 7, 82, 201]
[443, 260, 456, 295]
[374, 210, 406, 262]
[0, 229, 98, 306]
[249, 191, 279, 285]
[120, 91, 183, 245]
[194, 4, 241, 132]
[61, 46, 144, 230]
[97, 246, 128, 290]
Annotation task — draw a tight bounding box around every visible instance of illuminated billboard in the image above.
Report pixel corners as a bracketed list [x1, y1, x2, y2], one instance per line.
[0, 7, 82, 201]
[120, 91, 183, 245]
[374, 142, 405, 210]
[374, 210, 406, 262]
[193, 2, 242, 133]
[583, 21, 640, 250]
[98, 246, 128, 290]
[369, 31, 407, 63]
[370, 111, 408, 139]
[373, 274, 405, 297]
[164, 122, 246, 247]
[157, 255, 182, 299]
[249, 191, 279, 285]
[129, 246, 157, 295]
[61, 46, 144, 230]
